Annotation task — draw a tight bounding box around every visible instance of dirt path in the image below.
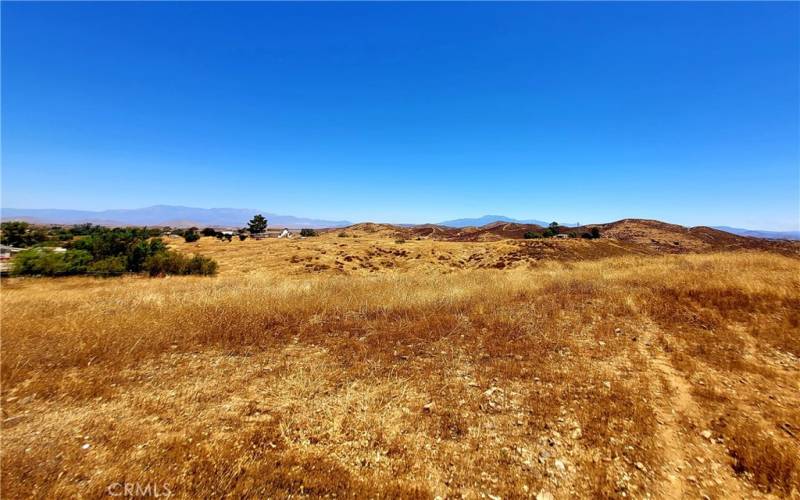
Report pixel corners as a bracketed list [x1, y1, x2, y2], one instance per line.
[637, 322, 754, 499]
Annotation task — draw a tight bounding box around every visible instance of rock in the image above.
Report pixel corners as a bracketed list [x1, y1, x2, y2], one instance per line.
[614, 328, 621, 334]
[571, 428, 583, 440]
[554, 459, 566, 473]
[422, 402, 435, 413]
[603, 381, 611, 389]
[81, 443, 91, 450]
[598, 341, 606, 347]
[539, 449, 550, 463]
[635, 462, 646, 471]
[536, 491, 554, 500]
[483, 387, 503, 398]
[700, 429, 712, 440]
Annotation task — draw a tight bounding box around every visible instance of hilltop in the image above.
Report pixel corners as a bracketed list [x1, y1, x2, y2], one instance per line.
[327, 219, 800, 256]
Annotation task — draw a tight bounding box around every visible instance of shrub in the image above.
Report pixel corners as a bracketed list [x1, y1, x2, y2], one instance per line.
[201, 227, 217, 237]
[591, 227, 601, 239]
[185, 254, 218, 275]
[239, 234, 247, 241]
[395, 239, 406, 244]
[184, 231, 200, 243]
[143, 251, 218, 276]
[87, 256, 127, 276]
[300, 228, 317, 237]
[523, 232, 541, 239]
[581, 232, 593, 239]
[338, 232, 348, 238]
[12, 249, 92, 276]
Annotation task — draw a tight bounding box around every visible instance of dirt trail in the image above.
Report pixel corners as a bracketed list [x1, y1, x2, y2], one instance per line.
[637, 322, 753, 499]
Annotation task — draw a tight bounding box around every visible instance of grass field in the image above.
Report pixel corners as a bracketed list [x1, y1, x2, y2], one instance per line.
[2, 235, 799, 498]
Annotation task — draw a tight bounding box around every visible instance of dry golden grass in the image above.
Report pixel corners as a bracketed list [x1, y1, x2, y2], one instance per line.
[2, 235, 799, 498]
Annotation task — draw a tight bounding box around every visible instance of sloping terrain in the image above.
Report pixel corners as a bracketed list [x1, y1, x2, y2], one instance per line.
[2, 248, 798, 498]
[327, 219, 800, 256]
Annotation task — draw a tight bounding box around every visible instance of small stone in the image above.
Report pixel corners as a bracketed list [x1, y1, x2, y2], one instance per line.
[483, 387, 503, 398]
[539, 449, 550, 463]
[422, 402, 435, 413]
[598, 341, 606, 347]
[554, 459, 566, 473]
[603, 381, 611, 389]
[614, 328, 621, 334]
[571, 428, 582, 440]
[81, 443, 91, 450]
[700, 430, 712, 440]
[536, 491, 554, 500]
[635, 462, 646, 471]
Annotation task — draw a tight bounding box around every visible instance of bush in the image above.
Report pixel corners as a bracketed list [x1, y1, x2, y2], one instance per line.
[395, 239, 406, 244]
[12, 249, 92, 276]
[87, 256, 127, 275]
[183, 231, 200, 243]
[300, 228, 317, 237]
[185, 254, 218, 275]
[338, 232, 348, 238]
[591, 227, 601, 239]
[238, 234, 247, 241]
[201, 227, 217, 237]
[524, 231, 541, 239]
[143, 251, 218, 276]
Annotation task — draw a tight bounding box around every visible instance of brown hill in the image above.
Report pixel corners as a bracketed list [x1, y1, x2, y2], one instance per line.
[577, 219, 800, 255]
[331, 219, 800, 256]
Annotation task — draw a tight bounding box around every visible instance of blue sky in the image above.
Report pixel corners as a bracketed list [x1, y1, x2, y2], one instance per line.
[2, 2, 798, 230]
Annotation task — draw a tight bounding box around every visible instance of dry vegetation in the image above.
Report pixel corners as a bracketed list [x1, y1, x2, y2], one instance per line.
[2, 231, 799, 498]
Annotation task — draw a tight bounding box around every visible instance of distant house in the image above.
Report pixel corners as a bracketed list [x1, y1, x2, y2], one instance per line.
[0, 245, 23, 260]
[278, 228, 291, 239]
[555, 233, 570, 239]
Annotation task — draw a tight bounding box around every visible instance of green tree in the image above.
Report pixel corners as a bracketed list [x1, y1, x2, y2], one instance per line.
[543, 222, 560, 238]
[247, 214, 268, 234]
[1, 221, 47, 247]
[201, 227, 217, 237]
[183, 231, 200, 243]
[591, 227, 601, 239]
[300, 228, 317, 237]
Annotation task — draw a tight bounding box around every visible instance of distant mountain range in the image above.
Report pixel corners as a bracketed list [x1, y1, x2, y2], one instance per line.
[0, 206, 351, 229]
[710, 226, 800, 241]
[437, 215, 578, 228]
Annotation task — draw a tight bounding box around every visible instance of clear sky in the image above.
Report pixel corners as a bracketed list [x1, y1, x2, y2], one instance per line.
[2, 2, 798, 230]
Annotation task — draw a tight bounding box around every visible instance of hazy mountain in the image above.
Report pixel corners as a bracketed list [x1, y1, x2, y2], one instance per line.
[712, 226, 800, 240]
[1, 206, 351, 229]
[438, 215, 577, 228]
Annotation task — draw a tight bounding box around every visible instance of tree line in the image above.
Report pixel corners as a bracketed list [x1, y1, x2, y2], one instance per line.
[523, 222, 601, 240]
[1, 222, 217, 277]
